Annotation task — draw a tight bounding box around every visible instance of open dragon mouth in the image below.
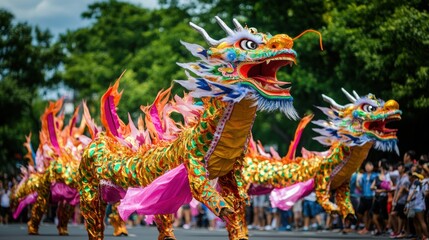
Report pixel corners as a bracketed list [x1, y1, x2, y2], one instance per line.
[238, 54, 295, 97]
[364, 114, 401, 139]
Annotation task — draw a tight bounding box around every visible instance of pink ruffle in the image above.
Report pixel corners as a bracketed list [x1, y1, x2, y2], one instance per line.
[248, 184, 274, 196]
[100, 180, 126, 203]
[50, 182, 80, 206]
[118, 164, 193, 221]
[269, 179, 314, 211]
[13, 192, 38, 219]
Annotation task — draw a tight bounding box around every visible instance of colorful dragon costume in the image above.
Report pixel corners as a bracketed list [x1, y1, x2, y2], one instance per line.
[78, 16, 322, 240]
[10, 99, 84, 235]
[10, 99, 129, 237]
[244, 88, 401, 223]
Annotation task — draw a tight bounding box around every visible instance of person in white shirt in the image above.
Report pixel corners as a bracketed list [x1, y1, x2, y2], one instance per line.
[406, 171, 429, 240]
[0, 183, 11, 224]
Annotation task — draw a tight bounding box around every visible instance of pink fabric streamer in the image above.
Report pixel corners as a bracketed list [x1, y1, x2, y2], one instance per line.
[145, 198, 200, 225]
[118, 164, 193, 221]
[13, 192, 38, 219]
[248, 184, 274, 196]
[100, 180, 127, 204]
[269, 179, 315, 211]
[50, 182, 80, 206]
[144, 215, 155, 225]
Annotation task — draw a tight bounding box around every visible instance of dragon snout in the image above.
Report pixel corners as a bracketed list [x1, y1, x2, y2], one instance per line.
[267, 34, 293, 49]
[385, 99, 399, 111]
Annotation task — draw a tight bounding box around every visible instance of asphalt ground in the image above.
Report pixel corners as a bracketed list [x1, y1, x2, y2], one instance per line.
[0, 223, 394, 240]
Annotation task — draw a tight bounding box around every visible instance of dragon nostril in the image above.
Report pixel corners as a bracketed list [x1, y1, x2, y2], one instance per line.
[385, 100, 399, 110]
[267, 34, 294, 49]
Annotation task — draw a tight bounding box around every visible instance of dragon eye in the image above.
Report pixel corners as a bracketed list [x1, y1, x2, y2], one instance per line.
[362, 104, 376, 112]
[240, 39, 258, 50]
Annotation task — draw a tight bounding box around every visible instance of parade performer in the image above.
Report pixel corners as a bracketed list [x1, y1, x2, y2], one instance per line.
[78, 16, 322, 240]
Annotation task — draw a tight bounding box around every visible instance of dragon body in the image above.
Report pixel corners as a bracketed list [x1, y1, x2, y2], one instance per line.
[11, 100, 128, 236]
[243, 88, 401, 223]
[11, 99, 82, 235]
[310, 89, 400, 217]
[78, 16, 321, 240]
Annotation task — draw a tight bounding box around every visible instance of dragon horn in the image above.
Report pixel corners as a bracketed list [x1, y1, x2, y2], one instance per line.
[232, 18, 244, 30]
[189, 22, 220, 46]
[352, 90, 360, 99]
[341, 88, 356, 102]
[322, 94, 344, 110]
[214, 16, 234, 36]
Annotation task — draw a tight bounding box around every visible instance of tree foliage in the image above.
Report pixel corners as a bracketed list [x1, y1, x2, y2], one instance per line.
[0, 9, 64, 173]
[1, 0, 428, 172]
[176, 0, 429, 159]
[59, 1, 197, 119]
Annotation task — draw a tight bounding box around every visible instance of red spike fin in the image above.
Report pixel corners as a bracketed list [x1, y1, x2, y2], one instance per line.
[284, 114, 314, 163]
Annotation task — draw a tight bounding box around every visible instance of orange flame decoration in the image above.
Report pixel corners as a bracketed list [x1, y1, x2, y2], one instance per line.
[61, 104, 85, 147]
[141, 86, 174, 143]
[23, 133, 35, 166]
[82, 100, 100, 140]
[100, 77, 126, 139]
[284, 114, 314, 163]
[40, 98, 64, 156]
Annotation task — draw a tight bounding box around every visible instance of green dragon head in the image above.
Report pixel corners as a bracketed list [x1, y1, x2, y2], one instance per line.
[176, 16, 322, 120]
[312, 88, 402, 155]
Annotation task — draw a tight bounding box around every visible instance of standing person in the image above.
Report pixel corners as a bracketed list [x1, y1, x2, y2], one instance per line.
[174, 204, 192, 229]
[422, 161, 429, 227]
[390, 162, 411, 238]
[264, 201, 279, 231]
[0, 183, 11, 224]
[202, 204, 218, 231]
[404, 150, 417, 169]
[347, 168, 363, 232]
[406, 171, 429, 240]
[292, 199, 303, 230]
[370, 159, 392, 235]
[0, 181, 3, 224]
[277, 208, 293, 231]
[302, 191, 324, 231]
[357, 161, 378, 235]
[249, 194, 268, 230]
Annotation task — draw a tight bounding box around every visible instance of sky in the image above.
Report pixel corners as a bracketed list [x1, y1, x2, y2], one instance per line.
[1, 0, 159, 36]
[0, 0, 159, 101]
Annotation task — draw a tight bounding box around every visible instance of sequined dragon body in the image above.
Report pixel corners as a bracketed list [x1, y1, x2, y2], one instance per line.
[243, 88, 401, 221]
[10, 99, 128, 236]
[78, 16, 321, 240]
[11, 99, 85, 235]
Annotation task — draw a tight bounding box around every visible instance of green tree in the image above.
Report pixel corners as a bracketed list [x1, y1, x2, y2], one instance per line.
[174, 0, 429, 158]
[59, 0, 197, 122]
[322, 0, 429, 159]
[0, 9, 64, 173]
[176, 0, 332, 154]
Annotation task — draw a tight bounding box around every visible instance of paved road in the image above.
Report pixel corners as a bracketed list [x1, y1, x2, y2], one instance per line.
[0, 223, 392, 240]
